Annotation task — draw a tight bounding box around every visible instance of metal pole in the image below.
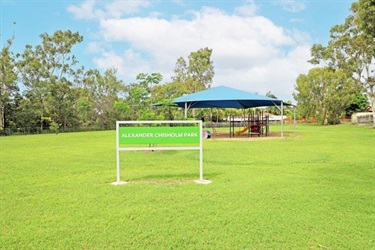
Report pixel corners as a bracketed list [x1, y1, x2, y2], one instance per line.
[116, 122, 120, 183]
[184, 102, 187, 119]
[281, 102, 284, 138]
[199, 121, 203, 180]
[293, 106, 296, 131]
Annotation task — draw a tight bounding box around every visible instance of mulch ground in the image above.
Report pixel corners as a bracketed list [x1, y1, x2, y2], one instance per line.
[206, 131, 282, 140]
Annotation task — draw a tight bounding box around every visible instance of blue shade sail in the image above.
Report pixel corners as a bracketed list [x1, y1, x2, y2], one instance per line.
[172, 86, 290, 109]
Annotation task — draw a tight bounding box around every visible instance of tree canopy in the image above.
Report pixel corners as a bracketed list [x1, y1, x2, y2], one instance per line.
[351, 0, 375, 38]
[295, 0, 375, 126]
[0, 30, 217, 134]
[0, 37, 18, 131]
[294, 68, 356, 125]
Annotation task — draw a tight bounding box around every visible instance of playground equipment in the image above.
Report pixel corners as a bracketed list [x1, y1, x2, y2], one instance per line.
[230, 111, 269, 137]
[201, 114, 218, 137]
[235, 123, 252, 135]
[210, 119, 218, 135]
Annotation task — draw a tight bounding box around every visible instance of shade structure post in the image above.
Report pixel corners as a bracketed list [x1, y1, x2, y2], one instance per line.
[166, 86, 293, 135]
[184, 102, 187, 119]
[199, 122, 203, 180]
[281, 101, 284, 138]
[293, 106, 296, 131]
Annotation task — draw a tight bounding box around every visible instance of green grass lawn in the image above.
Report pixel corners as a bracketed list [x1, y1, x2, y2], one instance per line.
[1, 124, 374, 249]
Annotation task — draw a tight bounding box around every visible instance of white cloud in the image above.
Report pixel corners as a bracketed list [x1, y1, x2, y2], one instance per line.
[67, 1, 100, 20]
[73, 3, 312, 100]
[100, 7, 295, 56]
[104, 0, 151, 18]
[273, 0, 306, 13]
[93, 49, 151, 80]
[86, 42, 104, 54]
[93, 50, 125, 72]
[290, 18, 303, 23]
[67, 0, 151, 20]
[234, 0, 259, 16]
[171, 0, 183, 4]
[212, 44, 312, 101]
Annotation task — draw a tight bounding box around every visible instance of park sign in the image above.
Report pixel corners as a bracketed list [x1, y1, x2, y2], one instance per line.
[119, 126, 200, 144]
[112, 120, 211, 186]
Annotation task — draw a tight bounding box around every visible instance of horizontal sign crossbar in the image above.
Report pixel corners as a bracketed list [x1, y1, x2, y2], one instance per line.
[118, 147, 201, 151]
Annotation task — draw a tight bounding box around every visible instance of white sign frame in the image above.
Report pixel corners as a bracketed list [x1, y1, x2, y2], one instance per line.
[112, 120, 211, 185]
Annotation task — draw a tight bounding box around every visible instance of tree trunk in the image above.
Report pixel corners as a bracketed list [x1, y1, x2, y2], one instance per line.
[40, 98, 44, 132]
[64, 115, 67, 131]
[322, 105, 328, 125]
[40, 114, 43, 132]
[0, 105, 4, 130]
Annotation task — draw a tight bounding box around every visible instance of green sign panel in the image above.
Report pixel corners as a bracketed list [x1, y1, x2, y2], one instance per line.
[119, 126, 200, 144]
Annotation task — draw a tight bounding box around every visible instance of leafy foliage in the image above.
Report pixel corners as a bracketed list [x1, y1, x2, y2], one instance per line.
[294, 68, 356, 125]
[351, 0, 375, 38]
[172, 47, 215, 94]
[0, 37, 18, 131]
[1, 29, 218, 132]
[304, 1, 375, 126]
[17, 30, 84, 130]
[345, 93, 370, 116]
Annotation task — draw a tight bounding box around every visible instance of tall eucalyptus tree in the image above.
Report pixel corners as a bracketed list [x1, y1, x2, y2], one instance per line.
[0, 36, 18, 132]
[309, 4, 375, 127]
[17, 30, 84, 130]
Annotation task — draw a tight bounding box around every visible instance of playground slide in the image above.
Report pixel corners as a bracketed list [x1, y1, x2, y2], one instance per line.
[235, 123, 252, 135]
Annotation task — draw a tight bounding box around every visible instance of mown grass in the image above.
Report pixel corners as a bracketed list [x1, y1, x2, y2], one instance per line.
[1, 124, 374, 249]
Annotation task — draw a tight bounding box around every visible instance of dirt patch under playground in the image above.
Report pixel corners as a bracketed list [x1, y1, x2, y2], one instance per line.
[206, 131, 285, 140]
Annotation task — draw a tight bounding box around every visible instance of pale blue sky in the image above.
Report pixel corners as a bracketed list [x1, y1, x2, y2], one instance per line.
[1, 0, 355, 100]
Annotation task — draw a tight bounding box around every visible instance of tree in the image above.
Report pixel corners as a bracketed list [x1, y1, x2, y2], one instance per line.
[151, 81, 185, 120]
[17, 30, 84, 131]
[173, 57, 188, 85]
[74, 87, 94, 128]
[309, 8, 375, 127]
[264, 91, 280, 115]
[81, 68, 125, 128]
[188, 47, 215, 90]
[4, 92, 22, 131]
[172, 47, 215, 94]
[122, 72, 163, 120]
[345, 93, 369, 116]
[136, 72, 163, 106]
[136, 72, 163, 89]
[0, 36, 18, 132]
[125, 83, 149, 120]
[170, 48, 215, 118]
[294, 67, 356, 125]
[351, 0, 375, 38]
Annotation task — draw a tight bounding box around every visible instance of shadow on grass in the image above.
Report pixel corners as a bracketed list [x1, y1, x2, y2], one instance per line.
[127, 172, 221, 185]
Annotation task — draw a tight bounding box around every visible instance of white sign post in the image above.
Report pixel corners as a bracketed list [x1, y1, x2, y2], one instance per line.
[112, 120, 211, 185]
